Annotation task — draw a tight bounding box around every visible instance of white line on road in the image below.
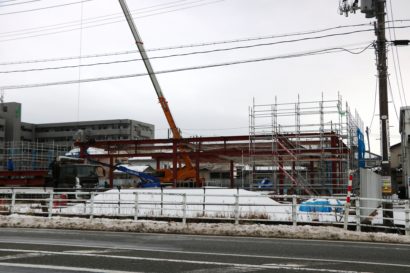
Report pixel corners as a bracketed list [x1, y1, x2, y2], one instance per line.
[0, 241, 408, 269]
[0, 262, 143, 273]
[0, 252, 47, 261]
[0, 249, 370, 273]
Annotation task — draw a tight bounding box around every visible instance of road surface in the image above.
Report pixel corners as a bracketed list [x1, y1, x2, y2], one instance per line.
[0, 228, 409, 273]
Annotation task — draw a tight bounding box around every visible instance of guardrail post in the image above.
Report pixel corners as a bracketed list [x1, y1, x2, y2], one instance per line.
[234, 194, 239, 225]
[89, 192, 95, 220]
[355, 198, 361, 232]
[202, 187, 206, 217]
[10, 190, 16, 214]
[292, 195, 297, 226]
[405, 200, 410, 236]
[160, 187, 163, 216]
[48, 192, 54, 218]
[117, 188, 121, 216]
[182, 193, 187, 225]
[134, 192, 139, 221]
[343, 201, 350, 230]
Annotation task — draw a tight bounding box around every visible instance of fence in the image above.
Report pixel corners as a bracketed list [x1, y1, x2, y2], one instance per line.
[0, 188, 409, 235]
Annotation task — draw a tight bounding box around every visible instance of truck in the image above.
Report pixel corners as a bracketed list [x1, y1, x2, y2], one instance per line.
[0, 156, 102, 190]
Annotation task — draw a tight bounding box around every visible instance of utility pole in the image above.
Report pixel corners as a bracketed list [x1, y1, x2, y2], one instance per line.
[340, 0, 393, 225]
[340, 0, 391, 182]
[374, 0, 393, 227]
[374, 0, 394, 198]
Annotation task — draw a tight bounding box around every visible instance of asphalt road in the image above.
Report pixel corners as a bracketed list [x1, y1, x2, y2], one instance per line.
[0, 228, 409, 273]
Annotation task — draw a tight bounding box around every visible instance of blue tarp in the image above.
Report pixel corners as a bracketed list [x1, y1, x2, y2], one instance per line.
[299, 199, 343, 213]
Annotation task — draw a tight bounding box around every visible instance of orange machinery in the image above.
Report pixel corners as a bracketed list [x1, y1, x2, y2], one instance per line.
[118, 0, 201, 187]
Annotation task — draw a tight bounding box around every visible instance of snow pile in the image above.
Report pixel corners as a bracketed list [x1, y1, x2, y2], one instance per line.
[1, 214, 409, 244]
[62, 188, 291, 221]
[65, 147, 106, 156]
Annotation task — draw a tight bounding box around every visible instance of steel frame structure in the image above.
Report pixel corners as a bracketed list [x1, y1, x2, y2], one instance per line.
[249, 94, 363, 195]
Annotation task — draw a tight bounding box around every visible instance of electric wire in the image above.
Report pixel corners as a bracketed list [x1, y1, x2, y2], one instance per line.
[0, 0, 94, 16]
[0, 0, 225, 42]
[0, 44, 373, 90]
[0, 0, 210, 37]
[0, 23, 376, 66]
[388, 0, 407, 105]
[369, 79, 378, 130]
[387, 76, 400, 122]
[1, 23, 407, 66]
[0, 41, 373, 74]
[386, 11, 404, 106]
[2, 22, 397, 67]
[0, 0, 41, 7]
[76, 0, 84, 122]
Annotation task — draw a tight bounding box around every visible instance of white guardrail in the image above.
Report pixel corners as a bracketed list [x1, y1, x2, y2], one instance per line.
[0, 188, 409, 235]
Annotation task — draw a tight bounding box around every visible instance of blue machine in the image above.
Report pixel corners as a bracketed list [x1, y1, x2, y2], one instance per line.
[83, 156, 161, 188]
[115, 165, 161, 188]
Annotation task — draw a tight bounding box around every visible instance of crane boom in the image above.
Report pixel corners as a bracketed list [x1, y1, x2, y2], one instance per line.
[118, 0, 196, 179]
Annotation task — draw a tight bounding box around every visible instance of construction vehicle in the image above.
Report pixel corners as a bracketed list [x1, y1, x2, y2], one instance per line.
[0, 156, 102, 190]
[86, 157, 161, 188]
[118, 0, 201, 187]
[44, 156, 101, 190]
[116, 165, 161, 188]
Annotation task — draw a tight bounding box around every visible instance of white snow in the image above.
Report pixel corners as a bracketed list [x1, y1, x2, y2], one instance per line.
[56, 188, 351, 225]
[62, 188, 287, 220]
[66, 147, 106, 156]
[1, 188, 409, 242]
[1, 214, 409, 244]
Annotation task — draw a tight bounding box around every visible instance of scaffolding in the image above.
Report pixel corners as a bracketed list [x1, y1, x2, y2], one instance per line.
[0, 141, 70, 171]
[249, 94, 363, 195]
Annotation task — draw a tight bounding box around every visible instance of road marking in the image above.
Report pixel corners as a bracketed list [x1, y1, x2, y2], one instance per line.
[0, 249, 371, 273]
[0, 252, 47, 261]
[184, 267, 264, 273]
[0, 262, 142, 273]
[263, 263, 303, 268]
[0, 241, 408, 269]
[65, 249, 115, 254]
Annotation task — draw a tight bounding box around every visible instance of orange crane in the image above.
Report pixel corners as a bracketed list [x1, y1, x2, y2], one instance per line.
[118, 0, 200, 187]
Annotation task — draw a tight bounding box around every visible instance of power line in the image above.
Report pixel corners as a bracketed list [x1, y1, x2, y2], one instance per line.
[0, 0, 41, 7]
[2, 23, 407, 67]
[0, 44, 373, 90]
[386, 13, 404, 106]
[0, 0, 225, 42]
[0, 22, 386, 66]
[369, 79, 378, 130]
[0, 0, 209, 37]
[0, 41, 373, 74]
[387, 0, 407, 106]
[0, 0, 94, 16]
[387, 76, 400, 122]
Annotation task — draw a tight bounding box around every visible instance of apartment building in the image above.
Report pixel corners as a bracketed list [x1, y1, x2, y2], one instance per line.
[0, 102, 155, 146]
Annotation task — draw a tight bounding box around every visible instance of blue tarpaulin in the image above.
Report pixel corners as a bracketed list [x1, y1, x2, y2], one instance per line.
[299, 199, 343, 213]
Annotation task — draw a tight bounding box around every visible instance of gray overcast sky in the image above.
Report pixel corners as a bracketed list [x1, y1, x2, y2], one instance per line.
[0, 0, 409, 154]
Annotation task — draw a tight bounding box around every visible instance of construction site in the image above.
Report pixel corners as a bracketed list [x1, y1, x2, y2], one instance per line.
[0, 0, 408, 199]
[0, 93, 366, 196]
